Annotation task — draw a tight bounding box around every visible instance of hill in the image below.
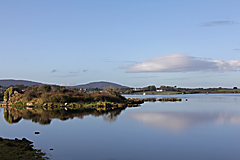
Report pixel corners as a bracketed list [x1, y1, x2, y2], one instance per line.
[0, 79, 43, 87]
[71, 81, 129, 89]
[0, 79, 129, 89]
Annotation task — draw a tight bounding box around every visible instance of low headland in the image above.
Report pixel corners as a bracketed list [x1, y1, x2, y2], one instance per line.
[0, 85, 183, 125]
[2, 83, 238, 114]
[0, 85, 149, 113]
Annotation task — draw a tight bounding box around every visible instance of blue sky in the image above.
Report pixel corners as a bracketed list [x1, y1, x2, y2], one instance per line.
[0, 0, 240, 88]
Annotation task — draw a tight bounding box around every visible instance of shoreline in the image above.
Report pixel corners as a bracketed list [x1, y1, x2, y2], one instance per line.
[122, 92, 240, 95]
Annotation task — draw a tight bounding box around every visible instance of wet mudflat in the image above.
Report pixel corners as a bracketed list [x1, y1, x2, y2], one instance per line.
[0, 94, 240, 160]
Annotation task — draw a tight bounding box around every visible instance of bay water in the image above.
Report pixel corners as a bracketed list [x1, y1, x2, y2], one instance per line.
[1, 94, 240, 160]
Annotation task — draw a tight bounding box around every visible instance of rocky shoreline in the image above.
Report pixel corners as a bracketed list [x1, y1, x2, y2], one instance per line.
[0, 137, 48, 160]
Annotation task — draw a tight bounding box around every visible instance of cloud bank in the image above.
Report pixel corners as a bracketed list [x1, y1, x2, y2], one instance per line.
[201, 20, 238, 27]
[124, 53, 240, 73]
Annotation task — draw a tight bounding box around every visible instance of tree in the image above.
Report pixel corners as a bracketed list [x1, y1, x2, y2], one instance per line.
[51, 85, 61, 92]
[14, 84, 26, 90]
[37, 85, 51, 93]
[23, 90, 37, 101]
[4, 87, 22, 102]
[59, 88, 69, 93]
[142, 85, 156, 91]
[149, 85, 156, 91]
[102, 86, 120, 96]
[233, 87, 238, 89]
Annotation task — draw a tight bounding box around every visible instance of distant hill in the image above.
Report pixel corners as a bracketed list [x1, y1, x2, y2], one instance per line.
[0, 79, 43, 87]
[70, 81, 129, 89]
[0, 79, 129, 89]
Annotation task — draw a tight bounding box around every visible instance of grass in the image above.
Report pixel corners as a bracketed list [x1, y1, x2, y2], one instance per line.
[216, 89, 240, 93]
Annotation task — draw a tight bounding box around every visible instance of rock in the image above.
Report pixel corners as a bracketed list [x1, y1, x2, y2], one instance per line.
[26, 102, 33, 106]
[34, 131, 40, 135]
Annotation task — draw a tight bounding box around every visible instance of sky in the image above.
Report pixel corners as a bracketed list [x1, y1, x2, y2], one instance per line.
[0, 0, 240, 88]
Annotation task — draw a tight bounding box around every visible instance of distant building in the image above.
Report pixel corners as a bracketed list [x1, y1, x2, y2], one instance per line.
[133, 88, 142, 91]
[156, 88, 163, 92]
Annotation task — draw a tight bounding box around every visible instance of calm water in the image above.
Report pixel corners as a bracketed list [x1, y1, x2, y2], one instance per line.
[1, 94, 240, 160]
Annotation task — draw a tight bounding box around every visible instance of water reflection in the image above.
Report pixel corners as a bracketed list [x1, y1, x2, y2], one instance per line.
[3, 107, 125, 125]
[130, 112, 240, 131]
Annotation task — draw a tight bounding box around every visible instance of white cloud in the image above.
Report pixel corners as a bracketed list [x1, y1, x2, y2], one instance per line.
[124, 53, 240, 73]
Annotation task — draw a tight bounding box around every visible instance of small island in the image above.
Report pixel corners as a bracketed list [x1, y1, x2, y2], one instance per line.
[1, 85, 145, 113]
[0, 85, 184, 125]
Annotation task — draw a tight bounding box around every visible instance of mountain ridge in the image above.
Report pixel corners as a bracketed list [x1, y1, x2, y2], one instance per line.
[0, 79, 43, 87]
[0, 79, 129, 89]
[70, 81, 129, 89]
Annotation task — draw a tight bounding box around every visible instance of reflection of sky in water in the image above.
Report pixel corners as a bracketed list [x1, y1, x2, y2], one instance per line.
[127, 94, 240, 133]
[130, 112, 240, 131]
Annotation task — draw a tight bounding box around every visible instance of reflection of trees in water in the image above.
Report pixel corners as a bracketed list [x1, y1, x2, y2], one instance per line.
[4, 108, 51, 125]
[4, 108, 22, 124]
[3, 107, 126, 125]
[102, 109, 122, 122]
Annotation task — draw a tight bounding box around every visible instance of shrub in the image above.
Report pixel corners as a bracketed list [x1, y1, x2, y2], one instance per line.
[59, 88, 69, 93]
[38, 85, 51, 93]
[49, 94, 69, 103]
[23, 90, 38, 102]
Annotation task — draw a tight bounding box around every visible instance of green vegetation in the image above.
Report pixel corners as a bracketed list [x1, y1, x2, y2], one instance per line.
[215, 88, 240, 93]
[128, 85, 240, 95]
[1, 86, 185, 125]
[1, 84, 239, 102]
[142, 85, 157, 92]
[4, 87, 22, 101]
[3, 85, 143, 112]
[0, 137, 48, 160]
[12, 85, 125, 104]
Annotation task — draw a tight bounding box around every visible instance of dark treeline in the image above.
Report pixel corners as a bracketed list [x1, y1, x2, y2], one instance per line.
[128, 85, 239, 94]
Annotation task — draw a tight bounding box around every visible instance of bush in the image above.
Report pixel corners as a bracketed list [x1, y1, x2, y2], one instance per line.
[23, 90, 38, 102]
[38, 85, 51, 93]
[59, 88, 69, 93]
